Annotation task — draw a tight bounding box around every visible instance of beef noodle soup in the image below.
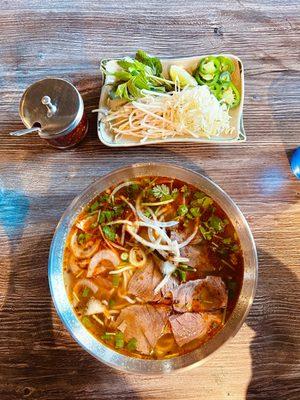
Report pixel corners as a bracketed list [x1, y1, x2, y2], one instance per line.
[63, 177, 244, 359]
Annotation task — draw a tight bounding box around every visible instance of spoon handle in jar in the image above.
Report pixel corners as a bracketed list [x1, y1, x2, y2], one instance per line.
[9, 127, 41, 136]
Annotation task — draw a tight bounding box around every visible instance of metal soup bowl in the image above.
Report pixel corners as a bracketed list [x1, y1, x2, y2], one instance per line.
[48, 163, 258, 374]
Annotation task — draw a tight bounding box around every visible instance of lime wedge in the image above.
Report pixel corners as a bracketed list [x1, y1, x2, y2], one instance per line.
[169, 65, 198, 88]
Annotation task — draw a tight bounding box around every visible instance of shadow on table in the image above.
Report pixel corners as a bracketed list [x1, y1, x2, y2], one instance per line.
[0, 191, 142, 400]
[246, 249, 300, 400]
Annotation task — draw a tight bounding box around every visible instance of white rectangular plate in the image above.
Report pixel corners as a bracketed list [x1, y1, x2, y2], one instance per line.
[97, 54, 245, 147]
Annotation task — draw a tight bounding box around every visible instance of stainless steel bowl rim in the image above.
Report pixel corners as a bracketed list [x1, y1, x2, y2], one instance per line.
[48, 163, 258, 374]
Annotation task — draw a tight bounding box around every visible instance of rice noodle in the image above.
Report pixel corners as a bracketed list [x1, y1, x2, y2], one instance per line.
[109, 265, 135, 274]
[74, 278, 99, 294]
[106, 219, 134, 226]
[136, 195, 178, 228]
[120, 195, 138, 219]
[98, 224, 127, 251]
[110, 181, 138, 203]
[178, 223, 199, 249]
[119, 293, 136, 304]
[141, 199, 175, 206]
[134, 221, 172, 246]
[120, 224, 126, 245]
[126, 225, 174, 252]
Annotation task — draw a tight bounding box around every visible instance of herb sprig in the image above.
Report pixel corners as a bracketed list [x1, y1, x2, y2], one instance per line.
[102, 50, 174, 101]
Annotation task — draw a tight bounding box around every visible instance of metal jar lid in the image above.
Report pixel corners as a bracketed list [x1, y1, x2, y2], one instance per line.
[19, 77, 84, 139]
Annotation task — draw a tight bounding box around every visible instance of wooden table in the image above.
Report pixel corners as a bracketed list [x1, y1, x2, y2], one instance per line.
[0, 1, 299, 399]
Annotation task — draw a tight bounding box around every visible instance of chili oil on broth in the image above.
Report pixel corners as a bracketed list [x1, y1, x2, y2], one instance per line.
[63, 176, 244, 360]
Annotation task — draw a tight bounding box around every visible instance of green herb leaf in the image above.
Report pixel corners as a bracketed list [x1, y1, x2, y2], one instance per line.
[176, 269, 187, 282]
[82, 316, 92, 328]
[77, 233, 92, 244]
[101, 332, 115, 342]
[103, 225, 116, 241]
[89, 200, 100, 213]
[115, 331, 125, 349]
[194, 191, 206, 199]
[113, 70, 133, 82]
[143, 210, 151, 218]
[135, 50, 163, 76]
[208, 215, 227, 233]
[180, 185, 190, 198]
[223, 237, 232, 245]
[178, 264, 196, 272]
[152, 184, 170, 199]
[82, 287, 90, 298]
[108, 299, 116, 309]
[112, 274, 120, 287]
[201, 196, 213, 209]
[126, 337, 137, 351]
[199, 225, 213, 241]
[231, 244, 239, 252]
[177, 204, 188, 216]
[190, 207, 201, 217]
[99, 194, 110, 203]
[113, 204, 124, 217]
[101, 210, 114, 222]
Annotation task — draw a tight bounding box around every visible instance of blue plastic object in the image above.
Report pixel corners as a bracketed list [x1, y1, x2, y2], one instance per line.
[290, 147, 300, 179]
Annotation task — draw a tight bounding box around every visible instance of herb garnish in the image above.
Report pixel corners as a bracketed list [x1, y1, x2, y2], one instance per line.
[102, 225, 116, 241]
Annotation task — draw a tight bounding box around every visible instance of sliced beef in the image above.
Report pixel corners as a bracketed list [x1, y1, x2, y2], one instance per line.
[161, 276, 179, 299]
[170, 230, 213, 276]
[128, 257, 162, 302]
[170, 276, 227, 313]
[116, 304, 171, 355]
[181, 244, 213, 275]
[169, 312, 217, 347]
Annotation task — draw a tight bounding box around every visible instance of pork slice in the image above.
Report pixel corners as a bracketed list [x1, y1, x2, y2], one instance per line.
[128, 257, 163, 302]
[169, 312, 217, 347]
[116, 304, 171, 355]
[171, 276, 227, 313]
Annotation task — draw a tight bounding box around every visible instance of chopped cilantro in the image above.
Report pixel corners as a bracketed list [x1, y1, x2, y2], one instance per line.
[177, 204, 188, 216]
[194, 191, 205, 199]
[108, 299, 116, 309]
[180, 185, 190, 198]
[152, 184, 170, 199]
[82, 316, 92, 328]
[208, 215, 227, 232]
[201, 196, 213, 209]
[113, 204, 124, 217]
[77, 233, 92, 244]
[112, 274, 120, 287]
[101, 332, 115, 342]
[115, 331, 124, 349]
[190, 207, 201, 217]
[199, 225, 213, 241]
[126, 337, 137, 351]
[102, 225, 116, 241]
[89, 200, 100, 213]
[143, 210, 151, 218]
[82, 287, 90, 297]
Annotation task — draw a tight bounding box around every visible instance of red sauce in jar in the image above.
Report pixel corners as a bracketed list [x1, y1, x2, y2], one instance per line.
[45, 112, 88, 149]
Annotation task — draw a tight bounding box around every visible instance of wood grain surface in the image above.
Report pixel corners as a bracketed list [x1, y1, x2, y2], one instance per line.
[0, 1, 299, 399]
